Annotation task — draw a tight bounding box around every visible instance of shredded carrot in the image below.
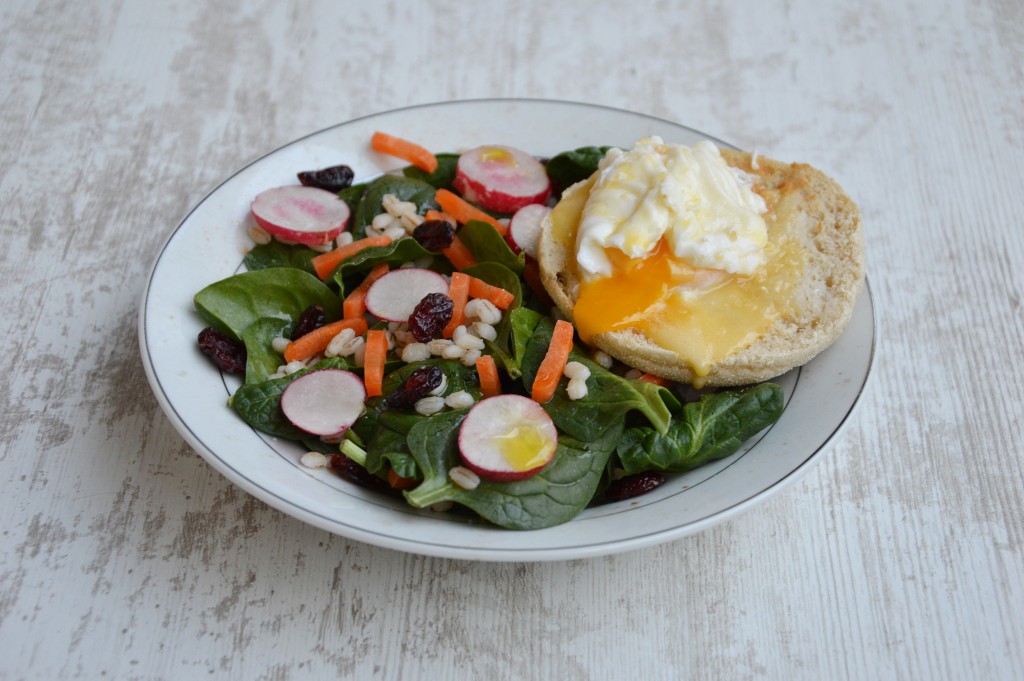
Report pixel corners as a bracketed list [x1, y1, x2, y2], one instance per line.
[531, 319, 575, 403]
[638, 373, 671, 387]
[283, 318, 369, 364]
[424, 209, 455, 225]
[467, 276, 515, 310]
[387, 469, 418, 490]
[475, 355, 501, 398]
[441, 234, 478, 270]
[363, 329, 388, 397]
[434, 189, 506, 235]
[522, 260, 553, 308]
[371, 131, 438, 173]
[343, 263, 390, 319]
[442, 272, 471, 338]
[311, 235, 392, 280]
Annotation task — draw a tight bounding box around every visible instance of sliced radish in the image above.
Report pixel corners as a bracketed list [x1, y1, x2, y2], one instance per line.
[251, 185, 350, 246]
[453, 145, 551, 214]
[458, 395, 558, 482]
[506, 203, 550, 260]
[280, 369, 366, 436]
[364, 268, 450, 322]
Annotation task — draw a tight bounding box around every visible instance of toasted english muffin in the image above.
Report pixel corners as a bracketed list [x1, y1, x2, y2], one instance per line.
[537, 149, 865, 387]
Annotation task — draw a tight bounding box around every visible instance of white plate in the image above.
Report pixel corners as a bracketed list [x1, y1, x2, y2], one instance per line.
[139, 99, 875, 562]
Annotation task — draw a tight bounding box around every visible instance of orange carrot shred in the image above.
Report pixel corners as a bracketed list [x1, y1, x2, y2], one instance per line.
[283, 317, 369, 364]
[424, 209, 455, 225]
[442, 272, 471, 338]
[638, 373, 671, 387]
[363, 329, 388, 397]
[371, 131, 438, 173]
[435, 189, 507, 235]
[343, 263, 390, 319]
[531, 319, 575, 403]
[467, 276, 515, 310]
[311, 235, 392, 280]
[475, 355, 501, 398]
[441, 235, 478, 270]
[387, 469, 418, 490]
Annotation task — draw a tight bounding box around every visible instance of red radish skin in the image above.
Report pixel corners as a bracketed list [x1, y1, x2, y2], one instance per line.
[252, 185, 350, 246]
[458, 395, 558, 482]
[280, 369, 366, 436]
[453, 145, 551, 214]
[506, 203, 551, 260]
[364, 268, 450, 322]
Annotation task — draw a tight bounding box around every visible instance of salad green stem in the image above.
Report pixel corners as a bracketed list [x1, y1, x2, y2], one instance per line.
[340, 439, 368, 467]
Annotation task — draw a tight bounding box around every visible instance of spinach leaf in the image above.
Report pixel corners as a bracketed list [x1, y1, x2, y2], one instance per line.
[352, 176, 438, 238]
[241, 317, 290, 385]
[509, 307, 544, 371]
[458, 220, 525, 275]
[338, 183, 366, 216]
[462, 261, 523, 377]
[403, 153, 459, 189]
[545, 146, 612, 192]
[403, 411, 624, 530]
[242, 241, 319, 274]
[329, 237, 439, 292]
[228, 357, 349, 439]
[194, 268, 341, 341]
[376, 358, 483, 405]
[351, 412, 421, 478]
[518, 315, 679, 438]
[615, 383, 784, 474]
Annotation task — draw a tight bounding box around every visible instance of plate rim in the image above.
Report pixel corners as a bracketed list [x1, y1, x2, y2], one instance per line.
[139, 98, 876, 561]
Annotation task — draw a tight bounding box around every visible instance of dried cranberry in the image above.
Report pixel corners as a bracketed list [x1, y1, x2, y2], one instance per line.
[296, 164, 354, 192]
[603, 472, 665, 502]
[290, 305, 325, 340]
[412, 220, 455, 252]
[330, 454, 391, 491]
[197, 327, 246, 374]
[408, 292, 453, 342]
[385, 365, 444, 408]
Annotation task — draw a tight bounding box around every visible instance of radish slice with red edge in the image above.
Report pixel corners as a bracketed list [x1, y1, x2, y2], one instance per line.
[506, 203, 551, 260]
[251, 185, 350, 246]
[458, 395, 558, 482]
[453, 145, 551, 214]
[365, 268, 450, 322]
[280, 369, 366, 437]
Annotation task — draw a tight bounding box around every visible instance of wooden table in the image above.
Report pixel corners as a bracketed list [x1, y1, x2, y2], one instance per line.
[2, 1, 1021, 678]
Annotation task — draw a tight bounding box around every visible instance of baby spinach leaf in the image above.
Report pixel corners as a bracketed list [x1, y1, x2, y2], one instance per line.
[194, 268, 341, 341]
[352, 176, 438, 238]
[403, 153, 459, 189]
[462, 261, 523, 377]
[228, 357, 349, 439]
[329, 237, 438, 292]
[338, 183, 366, 216]
[242, 241, 319, 274]
[545, 146, 612, 192]
[403, 410, 625, 530]
[615, 383, 784, 474]
[518, 315, 678, 438]
[459, 220, 525, 275]
[241, 317, 290, 385]
[351, 411, 421, 477]
[509, 307, 544, 371]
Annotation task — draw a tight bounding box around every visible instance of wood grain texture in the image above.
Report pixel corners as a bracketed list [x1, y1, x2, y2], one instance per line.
[1, 0, 1022, 679]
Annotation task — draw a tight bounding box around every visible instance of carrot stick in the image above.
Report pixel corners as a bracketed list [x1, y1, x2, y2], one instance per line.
[435, 189, 507, 235]
[467, 276, 515, 310]
[638, 373, 671, 387]
[441, 234, 478, 270]
[387, 469, 418, 490]
[475, 355, 501, 398]
[284, 318, 369, 364]
[442, 272, 471, 338]
[363, 329, 388, 397]
[531, 319, 575, 403]
[424, 209, 455, 225]
[343, 263, 390, 319]
[311, 235, 392, 280]
[371, 131, 438, 173]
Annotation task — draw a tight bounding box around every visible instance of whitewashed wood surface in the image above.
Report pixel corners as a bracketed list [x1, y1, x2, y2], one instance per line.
[2, 0, 1022, 679]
